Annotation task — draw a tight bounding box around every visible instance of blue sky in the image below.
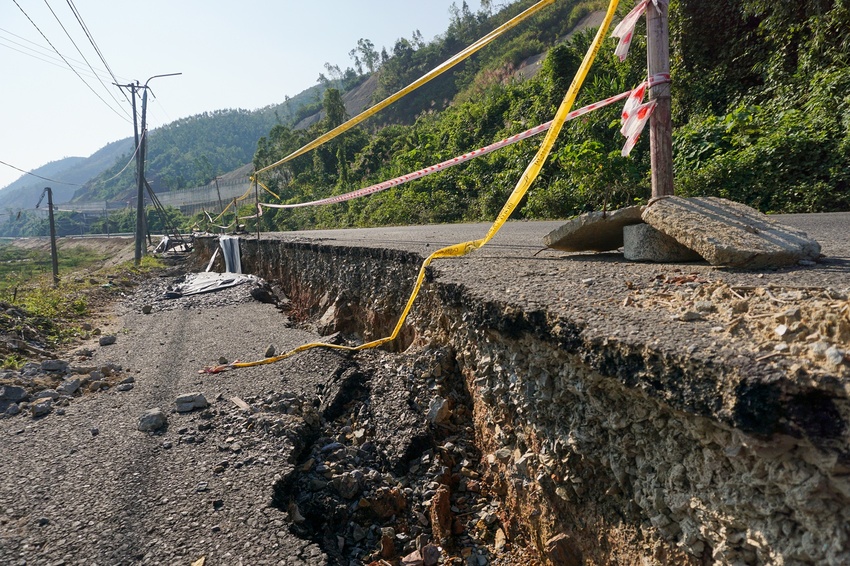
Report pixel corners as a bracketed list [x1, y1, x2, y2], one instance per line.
[0, 0, 485, 189]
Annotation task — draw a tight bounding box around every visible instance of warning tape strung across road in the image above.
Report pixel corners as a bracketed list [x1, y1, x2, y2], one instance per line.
[257, 72, 670, 211]
[252, 0, 556, 177]
[201, 0, 621, 374]
[259, 90, 634, 210]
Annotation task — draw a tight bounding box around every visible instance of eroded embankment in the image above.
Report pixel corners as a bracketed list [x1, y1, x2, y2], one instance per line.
[194, 236, 850, 565]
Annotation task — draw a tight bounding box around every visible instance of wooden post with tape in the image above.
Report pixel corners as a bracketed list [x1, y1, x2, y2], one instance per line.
[646, 0, 674, 198]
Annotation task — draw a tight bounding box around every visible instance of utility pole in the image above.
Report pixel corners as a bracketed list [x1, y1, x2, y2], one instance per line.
[254, 178, 260, 241]
[36, 187, 59, 286]
[115, 81, 140, 185]
[213, 175, 224, 216]
[647, 0, 674, 198]
[119, 73, 181, 264]
[134, 85, 149, 264]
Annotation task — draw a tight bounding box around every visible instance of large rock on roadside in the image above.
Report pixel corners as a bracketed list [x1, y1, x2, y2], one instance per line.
[0, 385, 27, 414]
[41, 359, 69, 373]
[138, 408, 168, 431]
[642, 197, 821, 268]
[33, 389, 59, 401]
[0, 385, 27, 403]
[543, 206, 644, 252]
[57, 378, 81, 396]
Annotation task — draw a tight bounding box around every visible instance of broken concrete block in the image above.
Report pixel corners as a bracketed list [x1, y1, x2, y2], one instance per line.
[642, 197, 821, 268]
[543, 206, 644, 252]
[623, 223, 703, 262]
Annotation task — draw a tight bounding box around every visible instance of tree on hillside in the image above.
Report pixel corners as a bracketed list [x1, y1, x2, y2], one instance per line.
[323, 89, 349, 187]
[357, 38, 379, 74]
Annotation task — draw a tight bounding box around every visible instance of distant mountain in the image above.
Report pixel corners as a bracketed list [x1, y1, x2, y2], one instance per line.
[0, 138, 133, 210]
[1, 81, 329, 209]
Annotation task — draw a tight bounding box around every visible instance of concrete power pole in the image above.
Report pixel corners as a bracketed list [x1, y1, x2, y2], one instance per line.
[647, 0, 674, 198]
[120, 73, 181, 265]
[36, 187, 59, 286]
[134, 86, 149, 264]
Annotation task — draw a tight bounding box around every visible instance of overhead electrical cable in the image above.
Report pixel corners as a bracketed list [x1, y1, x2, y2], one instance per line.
[97, 132, 144, 183]
[11, 0, 130, 123]
[40, 0, 130, 118]
[64, 0, 131, 108]
[0, 28, 120, 81]
[0, 159, 83, 186]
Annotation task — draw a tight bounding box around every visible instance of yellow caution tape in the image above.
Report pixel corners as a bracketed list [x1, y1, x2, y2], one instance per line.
[255, 179, 280, 200]
[253, 0, 556, 177]
[210, 182, 257, 222]
[203, 0, 620, 374]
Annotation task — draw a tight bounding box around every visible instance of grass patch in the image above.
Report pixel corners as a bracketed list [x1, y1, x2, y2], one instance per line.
[0, 242, 166, 355]
[0, 243, 111, 298]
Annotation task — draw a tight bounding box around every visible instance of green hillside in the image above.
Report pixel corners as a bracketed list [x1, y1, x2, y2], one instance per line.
[250, 0, 848, 233]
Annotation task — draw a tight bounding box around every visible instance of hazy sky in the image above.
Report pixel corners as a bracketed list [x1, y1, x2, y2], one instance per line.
[0, 0, 485, 189]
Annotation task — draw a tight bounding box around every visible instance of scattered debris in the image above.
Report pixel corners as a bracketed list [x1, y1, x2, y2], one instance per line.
[625, 273, 849, 375]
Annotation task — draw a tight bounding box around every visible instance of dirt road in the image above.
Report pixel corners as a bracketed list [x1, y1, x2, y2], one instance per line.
[0, 276, 341, 565]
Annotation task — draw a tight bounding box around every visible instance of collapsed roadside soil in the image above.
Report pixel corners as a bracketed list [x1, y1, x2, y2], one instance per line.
[0, 254, 530, 565]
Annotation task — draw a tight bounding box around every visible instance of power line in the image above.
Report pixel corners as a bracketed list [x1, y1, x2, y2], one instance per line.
[0, 28, 129, 84]
[0, 29, 123, 81]
[40, 0, 131, 118]
[64, 0, 132, 108]
[97, 133, 144, 184]
[0, 159, 83, 186]
[11, 0, 130, 123]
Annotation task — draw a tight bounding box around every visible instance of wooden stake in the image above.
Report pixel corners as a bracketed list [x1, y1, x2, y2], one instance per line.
[647, 0, 674, 198]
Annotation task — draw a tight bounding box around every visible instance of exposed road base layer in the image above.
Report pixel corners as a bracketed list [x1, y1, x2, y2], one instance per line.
[194, 218, 849, 565]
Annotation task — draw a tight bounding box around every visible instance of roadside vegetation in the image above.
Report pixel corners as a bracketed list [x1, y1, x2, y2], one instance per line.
[251, 0, 850, 231]
[0, 242, 163, 369]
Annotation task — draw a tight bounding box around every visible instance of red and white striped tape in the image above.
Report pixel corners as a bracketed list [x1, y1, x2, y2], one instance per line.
[611, 0, 649, 62]
[259, 73, 671, 210]
[261, 89, 640, 210]
[619, 73, 670, 156]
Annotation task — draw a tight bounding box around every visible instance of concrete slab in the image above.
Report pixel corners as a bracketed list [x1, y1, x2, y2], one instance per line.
[623, 223, 703, 262]
[543, 206, 644, 252]
[642, 197, 822, 268]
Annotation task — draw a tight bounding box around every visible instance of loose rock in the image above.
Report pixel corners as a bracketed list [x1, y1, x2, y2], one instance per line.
[175, 392, 209, 412]
[31, 399, 53, 418]
[138, 408, 167, 432]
